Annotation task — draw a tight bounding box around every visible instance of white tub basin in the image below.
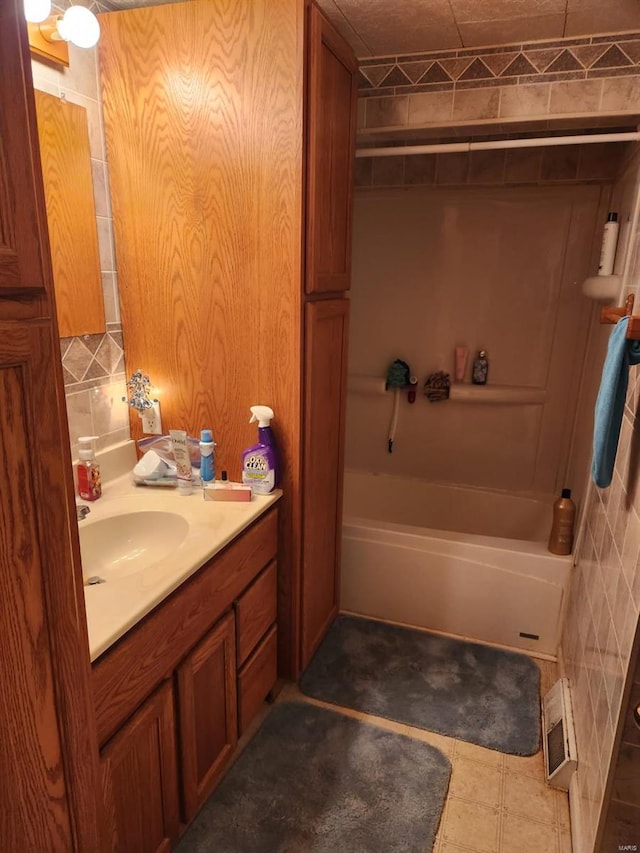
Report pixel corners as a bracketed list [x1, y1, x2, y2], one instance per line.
[79, 510, 190, 581]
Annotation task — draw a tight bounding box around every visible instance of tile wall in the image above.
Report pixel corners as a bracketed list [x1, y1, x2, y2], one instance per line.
[31, 42, 130, 459]
[358, 33, 640, 137]
[599, 634, 640, 849]
[355, 141, 626, 189]
[561, 143, 640, 851]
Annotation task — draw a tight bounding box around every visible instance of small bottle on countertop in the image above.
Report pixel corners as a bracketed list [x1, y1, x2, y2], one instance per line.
[77, 436, 102, 501]
[547, 488, 576, 556]
[199, 429, 215, 483]
[472, 350, 488, 385]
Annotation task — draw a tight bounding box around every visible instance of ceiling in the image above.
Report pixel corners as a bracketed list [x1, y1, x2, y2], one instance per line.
[97, 0, 640, 57]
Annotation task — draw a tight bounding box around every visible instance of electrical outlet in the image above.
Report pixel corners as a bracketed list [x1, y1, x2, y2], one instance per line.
[141, 400, 162, 435]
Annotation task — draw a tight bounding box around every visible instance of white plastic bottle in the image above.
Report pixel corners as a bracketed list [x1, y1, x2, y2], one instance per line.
[598, 212, 619, 276]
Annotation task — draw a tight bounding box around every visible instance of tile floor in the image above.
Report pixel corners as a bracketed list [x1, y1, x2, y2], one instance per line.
[273, 657, 571, 853]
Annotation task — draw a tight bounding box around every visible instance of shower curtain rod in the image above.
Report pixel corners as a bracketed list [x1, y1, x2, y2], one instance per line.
[356, 130, 640, 158]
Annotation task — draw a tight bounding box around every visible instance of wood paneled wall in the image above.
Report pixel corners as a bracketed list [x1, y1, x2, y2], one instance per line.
[99, 0, 303, 674]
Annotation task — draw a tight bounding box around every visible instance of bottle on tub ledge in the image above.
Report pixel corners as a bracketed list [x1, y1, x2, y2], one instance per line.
[548, 488, 576, 555]
[472, 350, 489, 385]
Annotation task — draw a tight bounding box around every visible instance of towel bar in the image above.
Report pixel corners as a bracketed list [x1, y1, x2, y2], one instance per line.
[600, 293, 640, 339]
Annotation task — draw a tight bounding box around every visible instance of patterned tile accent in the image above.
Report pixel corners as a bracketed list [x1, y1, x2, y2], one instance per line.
[61, 329, 125, 387]
[357, 33, 640, 97]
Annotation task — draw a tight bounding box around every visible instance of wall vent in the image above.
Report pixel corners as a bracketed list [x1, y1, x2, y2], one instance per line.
[542, 677, 577, 790]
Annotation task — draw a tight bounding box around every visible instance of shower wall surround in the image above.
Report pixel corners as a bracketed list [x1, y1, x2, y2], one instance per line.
[31, 45, 128, 460]
[358, 32, 640, 137]
[561, 143, 640, 853]
[347, 180, 606, 496]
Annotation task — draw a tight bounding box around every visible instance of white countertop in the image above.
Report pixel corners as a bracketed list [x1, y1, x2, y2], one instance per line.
[82, 474, 281, 662]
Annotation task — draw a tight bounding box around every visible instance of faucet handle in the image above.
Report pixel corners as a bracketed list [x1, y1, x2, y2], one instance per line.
[76, 504, 91, 522]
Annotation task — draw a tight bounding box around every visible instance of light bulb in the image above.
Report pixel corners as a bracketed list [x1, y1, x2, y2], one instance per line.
[24, 0, 52, 23]
[58, 5, 100, 49]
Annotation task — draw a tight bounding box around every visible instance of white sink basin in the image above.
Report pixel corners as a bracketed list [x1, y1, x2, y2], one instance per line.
[79, 510, 190, 581]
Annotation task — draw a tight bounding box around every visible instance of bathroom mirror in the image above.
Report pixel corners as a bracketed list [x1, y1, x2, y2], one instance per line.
[34, 90, 105, 337]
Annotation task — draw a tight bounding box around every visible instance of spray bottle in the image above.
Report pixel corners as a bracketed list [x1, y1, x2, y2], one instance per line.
[241, 406, 278, 495]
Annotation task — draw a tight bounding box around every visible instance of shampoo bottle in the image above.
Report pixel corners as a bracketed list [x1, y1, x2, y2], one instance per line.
[472, 350, 488, 385]
[77, 436, 102, 501]
[598, 212, 619, 276]
[241, 405, 278, 495]
[547, 488, 576, 555]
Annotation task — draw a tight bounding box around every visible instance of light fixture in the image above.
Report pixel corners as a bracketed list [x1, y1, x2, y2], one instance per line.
[28, 2, 101, 63]
[57, 5, 101, 49]
[24, 0, 52, 24]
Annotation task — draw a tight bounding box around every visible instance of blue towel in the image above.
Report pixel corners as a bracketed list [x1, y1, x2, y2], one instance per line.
[592, 315, 640, 488]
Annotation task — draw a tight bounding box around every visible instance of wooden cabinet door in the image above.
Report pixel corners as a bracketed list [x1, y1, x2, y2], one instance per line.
[101, 681, 179, 853]
[305, 3, 357, 295]
[0, 3, 103, 851]
[177, 612, 238, 821]
[0, 1, 49, 294]
[301, 298, 350, 667]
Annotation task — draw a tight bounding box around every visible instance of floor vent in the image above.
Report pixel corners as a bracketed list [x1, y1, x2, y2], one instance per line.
[542, 677, 577, 790]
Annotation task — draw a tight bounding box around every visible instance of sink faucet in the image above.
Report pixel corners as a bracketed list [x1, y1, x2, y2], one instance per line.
[76, 504, 91, 522]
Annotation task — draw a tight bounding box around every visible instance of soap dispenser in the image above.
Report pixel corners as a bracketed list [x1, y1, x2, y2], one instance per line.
[77, 436, 102, 501]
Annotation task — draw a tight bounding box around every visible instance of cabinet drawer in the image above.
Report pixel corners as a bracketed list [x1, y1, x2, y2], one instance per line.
[237, 625, 277, 735]
[235, 560, 277, 666]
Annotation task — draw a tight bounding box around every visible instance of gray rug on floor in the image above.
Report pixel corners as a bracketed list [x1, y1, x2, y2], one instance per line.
[177, 701, 451, 853]
[300, 615, 541, 756]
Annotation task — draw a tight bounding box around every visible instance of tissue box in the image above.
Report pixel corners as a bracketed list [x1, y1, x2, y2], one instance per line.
[203, 482, 252, 502]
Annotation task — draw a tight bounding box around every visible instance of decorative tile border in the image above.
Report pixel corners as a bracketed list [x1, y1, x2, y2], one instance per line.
[359, 34, 640, 98]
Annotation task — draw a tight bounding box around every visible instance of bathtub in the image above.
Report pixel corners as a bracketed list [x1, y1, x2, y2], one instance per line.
[341, 471, 572, 657]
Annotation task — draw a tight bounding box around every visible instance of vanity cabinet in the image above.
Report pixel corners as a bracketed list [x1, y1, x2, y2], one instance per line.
[177, 612, 238, 822]
[100, 681, 179, 853]
[94, 508, 278, 850]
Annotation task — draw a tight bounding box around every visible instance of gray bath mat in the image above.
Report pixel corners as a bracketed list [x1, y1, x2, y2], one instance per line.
[300, 615, 541, 756]
[177, 701, 451, 853]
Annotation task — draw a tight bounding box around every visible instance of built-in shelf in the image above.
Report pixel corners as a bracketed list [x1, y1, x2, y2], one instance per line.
[449, 384, 546, 405]
[347, 375, 546, 405]
[582, 274, 621, 303]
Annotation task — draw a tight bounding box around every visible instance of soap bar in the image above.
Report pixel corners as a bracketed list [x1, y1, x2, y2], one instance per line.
[203, 482, 252, 502]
